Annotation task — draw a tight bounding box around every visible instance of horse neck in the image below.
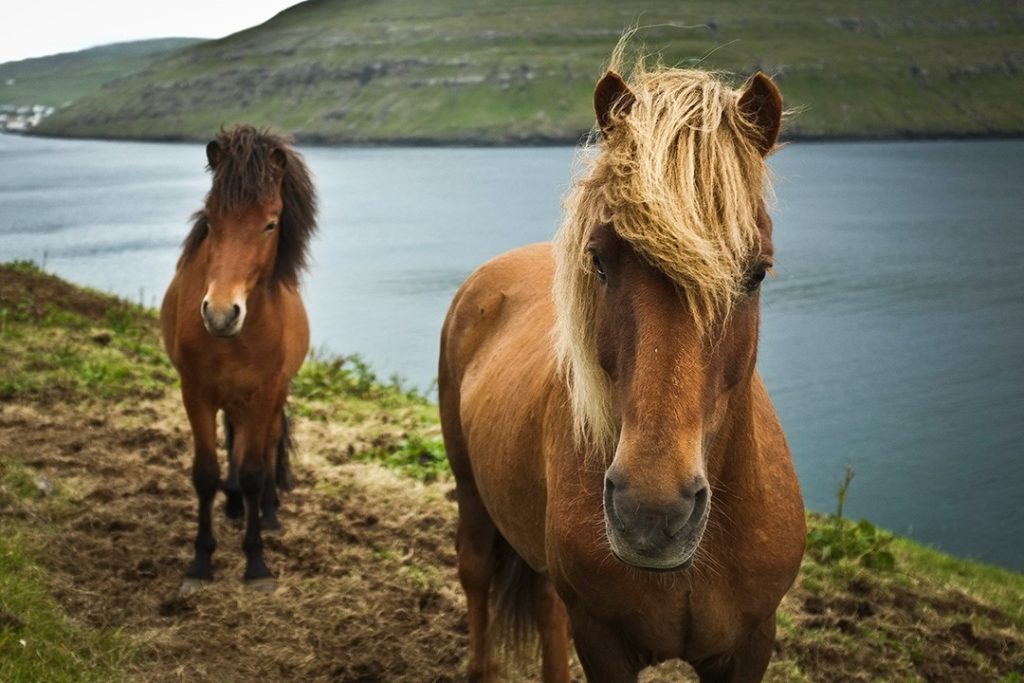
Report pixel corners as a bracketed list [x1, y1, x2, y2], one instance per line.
[706, 375, 760, 491]
[245, 279, 281, 320]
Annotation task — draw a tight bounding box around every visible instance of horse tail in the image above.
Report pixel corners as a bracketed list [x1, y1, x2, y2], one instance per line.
[490, 534, 540, 663]
[276, 409, 295, 492]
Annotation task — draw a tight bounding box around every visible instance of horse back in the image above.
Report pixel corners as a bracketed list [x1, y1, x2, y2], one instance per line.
[439, 242, 562, 570]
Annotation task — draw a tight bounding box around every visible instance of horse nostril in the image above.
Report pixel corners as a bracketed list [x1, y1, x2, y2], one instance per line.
[691, 486, 709, 524]
[202, 300, 209, 314]
[230, 304, 241, 321]
[603, 477, 625, 530]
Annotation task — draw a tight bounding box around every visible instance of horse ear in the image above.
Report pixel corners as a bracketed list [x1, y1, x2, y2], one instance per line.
[205, 140, 222, 169]
[270, 148, 288, 174]
[738, 72, 783, 156]
[594, 71, 635, 136]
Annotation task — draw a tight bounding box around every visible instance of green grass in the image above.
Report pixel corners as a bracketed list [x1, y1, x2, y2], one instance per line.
[356, 433, 449, 483]
[16, 0, 1023, 143]
[0, 461, 131, 682]
[892, 535, 1024, 630]
[0, 38, 203, 108]
[0, 262, 175, 403]
[292, 350, 448, 481]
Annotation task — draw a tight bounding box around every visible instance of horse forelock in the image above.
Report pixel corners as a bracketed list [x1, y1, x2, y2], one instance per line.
[554, 60, 772, 457]
[178, 125, 318, 287]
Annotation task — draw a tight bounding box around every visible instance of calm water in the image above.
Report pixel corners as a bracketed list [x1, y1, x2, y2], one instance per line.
[1, 134, 1022, 571]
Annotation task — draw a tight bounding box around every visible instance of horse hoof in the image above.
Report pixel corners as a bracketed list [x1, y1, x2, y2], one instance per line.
[260, 519, 283, 535]
[246, 577, 277, 593]
[179, 578, 210, 597]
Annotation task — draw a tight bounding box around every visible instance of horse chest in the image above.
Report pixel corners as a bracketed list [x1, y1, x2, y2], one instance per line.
[547, 479, 755, 662]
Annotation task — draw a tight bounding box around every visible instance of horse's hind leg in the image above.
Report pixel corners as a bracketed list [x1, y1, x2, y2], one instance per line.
[259, 409, 291, 533]
[181, 387, 219, 591]
[233, 403, 283, 588]
[222, 414, 244, 527]
[454, 480, 498, 681]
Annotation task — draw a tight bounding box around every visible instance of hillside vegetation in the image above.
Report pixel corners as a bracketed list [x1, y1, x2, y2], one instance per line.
[0, 39, 203, 109]
[21, 0, 1024, 144]
[1, 263, 1023, 681]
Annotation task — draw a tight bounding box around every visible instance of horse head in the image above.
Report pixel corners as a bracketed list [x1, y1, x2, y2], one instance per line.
[186, 125, 317, 337]
[555, 68, 782, 571]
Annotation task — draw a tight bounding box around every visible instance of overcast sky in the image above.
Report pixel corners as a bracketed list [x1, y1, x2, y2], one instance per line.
[1, 1, 300, 64]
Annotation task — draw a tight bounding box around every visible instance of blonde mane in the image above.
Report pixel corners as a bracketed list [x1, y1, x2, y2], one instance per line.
[553, 53, 773, 455]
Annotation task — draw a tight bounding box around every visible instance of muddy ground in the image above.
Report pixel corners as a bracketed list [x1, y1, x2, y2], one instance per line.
[2, 397, 1022, 682]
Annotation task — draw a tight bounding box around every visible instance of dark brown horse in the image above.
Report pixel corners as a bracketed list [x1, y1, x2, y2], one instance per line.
[161, 125, 317, 592]
[439, 61, 805, 681]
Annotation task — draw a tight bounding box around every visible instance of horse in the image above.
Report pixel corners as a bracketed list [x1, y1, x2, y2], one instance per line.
[161, 125, 317, 593]
[439, 57, 805, 682]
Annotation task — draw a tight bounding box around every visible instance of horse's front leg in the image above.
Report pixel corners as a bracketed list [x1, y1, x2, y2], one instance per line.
[692, 614, 775, 683]
[232, 402, 283, 589]
[568, 607, 641, 683]
[181, 386, 219, 592]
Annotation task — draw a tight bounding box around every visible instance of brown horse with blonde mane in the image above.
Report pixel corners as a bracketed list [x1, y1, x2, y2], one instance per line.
[439, 55, 805, 682]
[161, 125, 317, 592]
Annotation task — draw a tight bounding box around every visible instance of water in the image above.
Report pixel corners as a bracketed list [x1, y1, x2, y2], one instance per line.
[1, 133, 1021, 572]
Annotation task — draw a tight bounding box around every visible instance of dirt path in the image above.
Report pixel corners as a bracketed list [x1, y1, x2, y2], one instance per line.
[1, 398, 471, 682]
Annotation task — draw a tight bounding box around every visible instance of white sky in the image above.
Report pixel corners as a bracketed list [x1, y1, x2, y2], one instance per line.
[0, 1, 301, 64]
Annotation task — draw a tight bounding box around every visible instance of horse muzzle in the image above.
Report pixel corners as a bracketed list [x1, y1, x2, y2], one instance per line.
[602, 474, 710, 571]
[201, 298, 246, 337]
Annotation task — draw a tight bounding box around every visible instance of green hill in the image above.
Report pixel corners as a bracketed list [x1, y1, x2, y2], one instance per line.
[0, 39, 205, 109]
[21, 0, 1024, 143]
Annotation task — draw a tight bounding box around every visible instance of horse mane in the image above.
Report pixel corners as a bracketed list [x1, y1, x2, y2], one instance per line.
[553, 49, 773, 455]
[178, 125, 318, 288]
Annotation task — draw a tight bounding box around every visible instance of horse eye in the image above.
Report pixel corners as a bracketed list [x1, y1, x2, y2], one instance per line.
[745, 264, 771, 293]
[590, 250, 607, 282]
[264, 221, 278, 232]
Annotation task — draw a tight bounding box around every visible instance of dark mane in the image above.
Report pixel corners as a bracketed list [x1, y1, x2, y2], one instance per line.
[178, 125, 318, 287]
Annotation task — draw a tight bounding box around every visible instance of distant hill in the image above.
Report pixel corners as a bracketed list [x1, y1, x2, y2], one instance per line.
[19, 0, 1024, 144]
[0, 38, 205, 108]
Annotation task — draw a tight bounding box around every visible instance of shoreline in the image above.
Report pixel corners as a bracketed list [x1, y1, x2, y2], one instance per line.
[9, 127, 1024, 149]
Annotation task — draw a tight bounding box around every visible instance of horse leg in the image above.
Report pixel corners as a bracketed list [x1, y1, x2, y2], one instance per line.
[234, 405, 282, 588]
[535, 576, 571, 683]
[455, 484, 497, 681]
[181, 388, 219, 592]
[260, 470, 281, 532]
[222, 414, 244, 527]
[259, 409, 287, 533]
[569, 609, 640, 683]
[692, 615, 775, 683]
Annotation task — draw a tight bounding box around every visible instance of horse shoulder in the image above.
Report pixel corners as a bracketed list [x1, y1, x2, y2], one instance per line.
[441, 242, 561, 569]
[160, 256, 208, 371]
[159, 274, 180, 366]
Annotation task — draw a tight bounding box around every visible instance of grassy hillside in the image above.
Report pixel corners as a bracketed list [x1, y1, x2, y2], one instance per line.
[0, 39, 204, 109]
[28, 0, 1024, 144]
[1, 261, 1022, 681]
